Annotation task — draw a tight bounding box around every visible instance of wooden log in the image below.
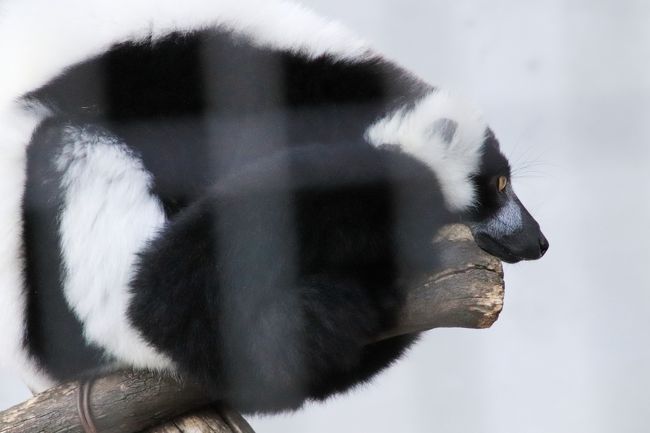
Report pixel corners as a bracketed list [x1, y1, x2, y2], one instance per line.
[0, 224, 503, 433]
[380, 224, 503, 339]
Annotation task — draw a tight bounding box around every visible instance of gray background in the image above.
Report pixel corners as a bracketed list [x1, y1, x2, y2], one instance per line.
[2, 1, 650, 432]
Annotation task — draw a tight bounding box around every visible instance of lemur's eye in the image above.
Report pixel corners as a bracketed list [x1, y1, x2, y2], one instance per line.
[497, 176, 508, 192]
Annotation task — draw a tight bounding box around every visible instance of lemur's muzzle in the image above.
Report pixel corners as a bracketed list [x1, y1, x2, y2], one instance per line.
[470, 188, 549, 264]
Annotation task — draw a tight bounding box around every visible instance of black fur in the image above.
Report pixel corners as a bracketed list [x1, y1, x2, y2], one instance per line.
[128, 144, 449, 412]
[23, 119, 110, 380]
[466, 132, 512, 222]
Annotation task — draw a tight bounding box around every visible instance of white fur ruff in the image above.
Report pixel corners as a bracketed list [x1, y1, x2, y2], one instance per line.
[366, 90, 488, 212]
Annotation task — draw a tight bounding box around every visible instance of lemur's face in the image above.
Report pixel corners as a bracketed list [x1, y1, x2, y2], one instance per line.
[465, 132, 549, 263]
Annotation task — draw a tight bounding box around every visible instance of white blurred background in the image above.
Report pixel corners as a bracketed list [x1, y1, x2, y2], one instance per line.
[2, 1, 650, 432]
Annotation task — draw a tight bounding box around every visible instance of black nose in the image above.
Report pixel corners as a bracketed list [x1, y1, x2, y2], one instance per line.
[539, 234, 549, 257]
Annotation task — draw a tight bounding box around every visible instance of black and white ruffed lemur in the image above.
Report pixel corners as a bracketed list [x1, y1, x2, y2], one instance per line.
[0, 0, 548, 413]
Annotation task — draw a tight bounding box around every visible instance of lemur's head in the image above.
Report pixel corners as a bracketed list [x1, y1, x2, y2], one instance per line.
[367, 89, 548, 263]
[463, 130, 549, 263]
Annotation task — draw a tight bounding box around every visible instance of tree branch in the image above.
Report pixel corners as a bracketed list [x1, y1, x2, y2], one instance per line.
[0, 224, 503, 433]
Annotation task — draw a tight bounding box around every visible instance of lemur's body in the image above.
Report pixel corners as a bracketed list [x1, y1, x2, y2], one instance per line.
[0, 0, 548, 413]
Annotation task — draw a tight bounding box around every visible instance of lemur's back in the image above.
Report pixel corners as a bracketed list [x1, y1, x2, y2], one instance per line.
[27, 29, 429, 214]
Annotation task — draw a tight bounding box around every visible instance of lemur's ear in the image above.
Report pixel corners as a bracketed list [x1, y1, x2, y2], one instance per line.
[427, 118, 458, 146]
[484, 128, 500, 150]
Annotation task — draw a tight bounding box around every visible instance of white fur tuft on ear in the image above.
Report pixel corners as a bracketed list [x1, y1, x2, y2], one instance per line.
[365, 89, 488, 212]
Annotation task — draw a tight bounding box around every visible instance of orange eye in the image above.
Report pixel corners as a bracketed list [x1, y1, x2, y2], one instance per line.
[497, 176, 508, 192]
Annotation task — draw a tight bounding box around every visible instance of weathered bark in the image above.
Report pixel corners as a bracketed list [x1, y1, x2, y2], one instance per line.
[380, 224, 504, 339]
[144, 408, 255, 433]
[0, 224, 503, 433]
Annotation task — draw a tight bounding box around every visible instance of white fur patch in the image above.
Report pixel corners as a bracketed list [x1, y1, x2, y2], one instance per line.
[0, 0, 372, 108]
[485, 187, 523, 236]
[56, 127, 173, 372]
[365, 90, 488, 212]
[0, 104, 55, 392]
